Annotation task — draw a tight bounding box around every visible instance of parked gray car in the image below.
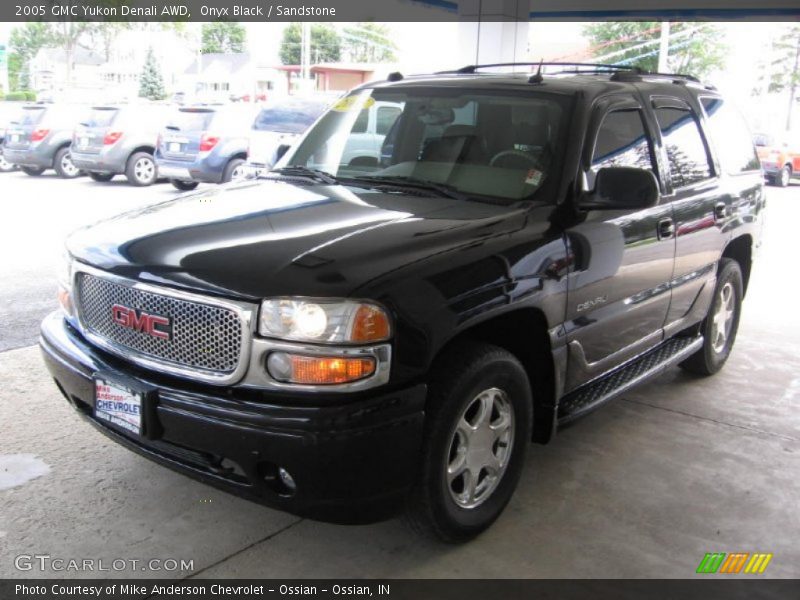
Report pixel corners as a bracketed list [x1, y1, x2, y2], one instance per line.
[155, 104, 258, 190]
[2, 103, 86, 178]
[0, 104, 23, 172]
[71, 104, 170, 186]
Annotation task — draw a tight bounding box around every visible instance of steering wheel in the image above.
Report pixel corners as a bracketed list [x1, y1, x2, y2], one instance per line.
[489, 149, 540, 169]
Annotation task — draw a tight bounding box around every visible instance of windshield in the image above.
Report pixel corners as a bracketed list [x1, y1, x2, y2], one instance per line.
[280, 87, 566, 202]
[253, 100, 328, 133]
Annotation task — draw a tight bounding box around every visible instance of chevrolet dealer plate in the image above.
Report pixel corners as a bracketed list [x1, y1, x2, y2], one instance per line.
[94, 377, 142, 435]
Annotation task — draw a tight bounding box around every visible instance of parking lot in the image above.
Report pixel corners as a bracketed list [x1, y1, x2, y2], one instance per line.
[0, 171, 798, 578]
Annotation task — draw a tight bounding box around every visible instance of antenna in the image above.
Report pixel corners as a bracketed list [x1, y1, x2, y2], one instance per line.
[528, 59, 544, 84]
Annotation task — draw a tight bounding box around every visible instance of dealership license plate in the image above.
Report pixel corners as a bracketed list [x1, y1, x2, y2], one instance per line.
[157, 165, 192, 180]
[94, 377, 142, 435]
[168, 142, 181, 153]
[79, 137, 90, 148]
[11, 134, 20, 143]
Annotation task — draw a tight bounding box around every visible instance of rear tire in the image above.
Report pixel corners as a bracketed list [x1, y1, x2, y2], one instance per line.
[221, 158, 246, 183]
[88, 172, 114, 182]
[405, 342, 532, 543]
[125, 152, 157, 186]
[170, 179, 199, 191]
[0, 151, 15, 172]
[680, 258, 743, 376]
[54, 147, 81, 178]
[776, 165, 791, 188]
[21, 166, 45, 176]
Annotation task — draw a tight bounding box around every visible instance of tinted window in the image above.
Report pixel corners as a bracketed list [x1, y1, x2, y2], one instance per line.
[84, 107, 119, 128]
[654, 105, 712, 188]
[18, 107, 46, 127]
[253, 101, 326, 134]
[591, 110, 655, 184]
[376, 106, 402, 135]
[701, 97, 760, 174]
[169, 109, 215, 131]
[351, 108, 369, 134]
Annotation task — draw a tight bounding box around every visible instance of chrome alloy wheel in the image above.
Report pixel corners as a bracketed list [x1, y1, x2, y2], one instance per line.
[711, 281, 735, 353]
[446, 387, 515, 509]
[134, 156, 156, 183]
[231, 163, 247, 181]
[61, 152, 79, 177]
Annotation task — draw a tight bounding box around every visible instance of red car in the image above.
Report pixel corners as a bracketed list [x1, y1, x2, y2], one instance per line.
[754, 133, 799, 187]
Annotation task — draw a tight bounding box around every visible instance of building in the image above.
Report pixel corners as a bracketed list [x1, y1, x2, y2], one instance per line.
[180, 53, 288, 103]
[29, 46, 105, 98]
[275, 63, 387, 94]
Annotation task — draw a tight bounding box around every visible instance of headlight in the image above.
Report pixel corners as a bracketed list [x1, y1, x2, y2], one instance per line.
[259, 299, 391, 344]
[58, 252, 75, 317]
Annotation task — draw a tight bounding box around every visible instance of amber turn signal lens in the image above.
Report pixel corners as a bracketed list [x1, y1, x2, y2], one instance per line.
[351, 304, 391, 343]
[267, 352, 376, 385]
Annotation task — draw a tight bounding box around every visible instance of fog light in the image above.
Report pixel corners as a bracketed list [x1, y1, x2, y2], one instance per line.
[267, 352, 376, 385]
[278, 467, 296, 492]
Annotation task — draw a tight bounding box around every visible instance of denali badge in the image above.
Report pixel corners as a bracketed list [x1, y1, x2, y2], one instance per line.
[111, 304, 173, 340]
[577, 295, 608, 313]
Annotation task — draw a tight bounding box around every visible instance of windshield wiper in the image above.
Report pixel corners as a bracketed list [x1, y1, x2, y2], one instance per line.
[345, 175, 471, 202]
[271, 166, 339, 185]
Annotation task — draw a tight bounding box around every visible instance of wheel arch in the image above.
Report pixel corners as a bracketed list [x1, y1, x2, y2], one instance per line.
[722, 234, 753, 296]
[430, 307, 557, 444]
[129, 145, 156, 157]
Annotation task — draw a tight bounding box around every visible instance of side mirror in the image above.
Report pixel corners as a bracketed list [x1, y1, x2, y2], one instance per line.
[275, 144, 291, 162]
[580, 167, 659, 210]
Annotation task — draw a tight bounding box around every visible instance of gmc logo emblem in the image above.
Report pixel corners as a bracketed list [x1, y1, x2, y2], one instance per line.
[111, 304, 173, 340]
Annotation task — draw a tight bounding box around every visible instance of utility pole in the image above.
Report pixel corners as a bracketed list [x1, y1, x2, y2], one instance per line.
[786, 36, 800, 132]
[658, 21, 671, 72]
[301, 22, 311, 82]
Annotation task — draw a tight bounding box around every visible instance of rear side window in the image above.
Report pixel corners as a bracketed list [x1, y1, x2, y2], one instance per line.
[700, 97, 760, 175]
[653, 105, 712, 188]
[591, 109, 656, 179]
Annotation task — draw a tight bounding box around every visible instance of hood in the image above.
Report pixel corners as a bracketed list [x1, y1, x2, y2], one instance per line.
[67, 179, 528, 301]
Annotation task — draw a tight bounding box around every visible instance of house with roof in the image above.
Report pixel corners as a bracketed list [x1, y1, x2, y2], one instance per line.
[180, 53, 288, 103]
[30, 46, 105, 96]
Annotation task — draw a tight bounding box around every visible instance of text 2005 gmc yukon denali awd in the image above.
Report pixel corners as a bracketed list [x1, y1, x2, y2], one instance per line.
[41, 64, 765, 542]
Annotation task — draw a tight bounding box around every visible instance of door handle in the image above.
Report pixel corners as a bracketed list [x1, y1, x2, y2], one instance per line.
[714, 202, 728, 220]
[657, 217, 675, 240]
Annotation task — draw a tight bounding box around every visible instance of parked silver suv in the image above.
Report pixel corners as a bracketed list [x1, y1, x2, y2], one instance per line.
[3, 103, 86, 178]
[71, 104, 169, 186]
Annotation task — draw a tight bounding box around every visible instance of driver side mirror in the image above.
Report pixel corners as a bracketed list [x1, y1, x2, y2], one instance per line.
[580, 167, 659, 210]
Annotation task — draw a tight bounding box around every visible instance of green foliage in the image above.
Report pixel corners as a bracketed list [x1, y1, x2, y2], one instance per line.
[138, 47, 166, 101]
[8, 23, 54, 91]
[583, 22, 725, 79]
[201, 22, 247, 54]
[279, 23, 341, 65]
[766, 25, 800, 95]
[342, 23, 397, 63]
[5, 91, 34, 101]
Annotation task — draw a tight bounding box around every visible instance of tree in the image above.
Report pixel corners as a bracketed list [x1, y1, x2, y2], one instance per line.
[8, 23, 54, 91]
[50, 21, 95, 88]
[342, 23, 397, 63]
[583, 22, 726, 79]
[201, 22, 246, 54]
[279, 23, 341, 65]
[138, 47, 166, 100]
[763, 25, 800, 131]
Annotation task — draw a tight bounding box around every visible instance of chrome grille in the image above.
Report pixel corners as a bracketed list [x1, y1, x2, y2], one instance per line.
[76, 273, 244, 375]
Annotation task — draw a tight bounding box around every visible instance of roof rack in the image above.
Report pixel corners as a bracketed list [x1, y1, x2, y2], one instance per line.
[440, 61, 701, 84]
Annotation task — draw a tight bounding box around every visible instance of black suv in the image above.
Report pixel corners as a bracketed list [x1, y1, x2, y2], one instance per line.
[41, 63, 764, 542]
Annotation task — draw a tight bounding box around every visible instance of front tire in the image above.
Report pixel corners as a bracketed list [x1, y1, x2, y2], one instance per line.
[170, 179, 199, 191]
[125, 152, 157, 186]
[406, 342, 532, 543]
[680, 258, 743, 376]
[54, 147, 80, 178]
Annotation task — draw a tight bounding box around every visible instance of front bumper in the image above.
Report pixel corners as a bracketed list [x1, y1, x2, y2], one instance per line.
[40, 311, 426, 522]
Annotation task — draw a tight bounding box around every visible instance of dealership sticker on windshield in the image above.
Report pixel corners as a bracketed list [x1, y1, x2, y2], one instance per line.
[525, 168, 543, 186]
[332, 95, 375, 112]
[94, 378, 142, 435]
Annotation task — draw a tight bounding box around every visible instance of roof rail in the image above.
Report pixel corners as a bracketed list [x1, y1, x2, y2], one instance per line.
[441, 62, 642, 75]
[440, 61, 701, 84]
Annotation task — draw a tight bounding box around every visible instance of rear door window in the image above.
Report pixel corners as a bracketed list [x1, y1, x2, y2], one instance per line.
[700, 97, 760, 175]
[653, 103, 713, 188]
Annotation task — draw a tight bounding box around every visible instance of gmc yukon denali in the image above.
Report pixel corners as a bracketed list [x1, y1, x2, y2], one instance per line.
[41, 64, 765, 542]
